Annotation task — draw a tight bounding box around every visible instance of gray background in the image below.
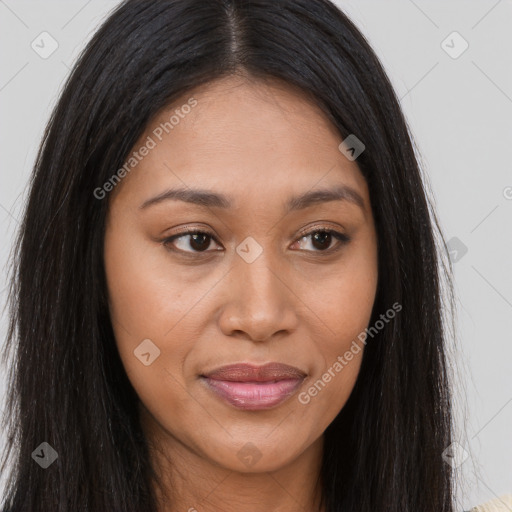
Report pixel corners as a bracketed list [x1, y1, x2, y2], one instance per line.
[1, 0, 511, 509]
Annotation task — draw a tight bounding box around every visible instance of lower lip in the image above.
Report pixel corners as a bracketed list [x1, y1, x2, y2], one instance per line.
[201, 377, 304, 410]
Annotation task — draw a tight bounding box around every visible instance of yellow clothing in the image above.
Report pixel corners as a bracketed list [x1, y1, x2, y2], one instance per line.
[470, 494, 512, 512]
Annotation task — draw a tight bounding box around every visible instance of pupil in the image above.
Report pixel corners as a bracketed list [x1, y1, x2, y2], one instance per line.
[190, 233, 209, 251]
[312, 231, 331, 250]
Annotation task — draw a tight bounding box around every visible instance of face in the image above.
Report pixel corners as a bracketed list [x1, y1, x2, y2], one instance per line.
[104, 74, 378, 474]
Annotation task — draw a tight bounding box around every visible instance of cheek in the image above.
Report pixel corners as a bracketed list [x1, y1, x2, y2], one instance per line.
[103, 222, 218, 416]
[104, 220, 201, 344]
[299, 244, 377, 419]
[103, 237, 197, 439]
[313, 242, 378, 346]
[103, 222, 185, 389]
[295, 289, 371, 437]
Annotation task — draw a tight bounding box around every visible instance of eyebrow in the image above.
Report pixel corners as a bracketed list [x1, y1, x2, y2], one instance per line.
[139, 184, 365, 213]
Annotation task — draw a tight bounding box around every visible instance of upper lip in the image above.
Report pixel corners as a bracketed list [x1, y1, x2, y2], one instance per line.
[201, 362, 307, 382]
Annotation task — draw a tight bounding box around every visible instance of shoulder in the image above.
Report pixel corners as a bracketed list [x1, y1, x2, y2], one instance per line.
[468, 493, 512, 511]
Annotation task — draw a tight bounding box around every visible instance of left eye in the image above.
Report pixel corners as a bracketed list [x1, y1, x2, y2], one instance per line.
[293, 229, 351, 253]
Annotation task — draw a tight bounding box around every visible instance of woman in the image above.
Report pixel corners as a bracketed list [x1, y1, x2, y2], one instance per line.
[0, 0, 473, 510]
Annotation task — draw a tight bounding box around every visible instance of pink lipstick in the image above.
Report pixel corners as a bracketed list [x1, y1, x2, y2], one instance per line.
[201, 362, 306, 410]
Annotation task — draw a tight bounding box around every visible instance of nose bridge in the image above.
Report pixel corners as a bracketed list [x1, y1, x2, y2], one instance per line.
[218, 241, 298, 340]
[235, 243, 285, 310]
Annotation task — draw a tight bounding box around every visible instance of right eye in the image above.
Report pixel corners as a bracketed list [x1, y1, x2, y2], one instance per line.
[162, 229, 223, 254]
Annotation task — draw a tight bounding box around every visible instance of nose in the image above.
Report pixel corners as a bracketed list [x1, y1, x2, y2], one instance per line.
[217, 253, 299, 342]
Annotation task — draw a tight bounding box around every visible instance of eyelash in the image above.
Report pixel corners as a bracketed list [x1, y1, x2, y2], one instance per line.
[161, 226, 351, 257]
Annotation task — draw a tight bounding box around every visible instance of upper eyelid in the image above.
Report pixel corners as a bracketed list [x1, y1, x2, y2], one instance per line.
[167, 220, 346, 237]
[165, 224, 345, 241]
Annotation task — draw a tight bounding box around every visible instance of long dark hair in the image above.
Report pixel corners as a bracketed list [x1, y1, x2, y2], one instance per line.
[1, 0, 456, 510]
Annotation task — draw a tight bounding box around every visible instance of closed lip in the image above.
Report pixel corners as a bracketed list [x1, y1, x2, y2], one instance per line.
[201, 362, 307, 382]
[200, 362, 307, 410]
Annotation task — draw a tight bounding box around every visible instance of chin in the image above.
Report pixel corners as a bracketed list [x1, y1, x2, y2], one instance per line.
[205, 438, 305, 474]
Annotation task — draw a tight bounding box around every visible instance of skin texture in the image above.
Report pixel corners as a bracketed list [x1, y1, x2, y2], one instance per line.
[104, 74, 379, 512]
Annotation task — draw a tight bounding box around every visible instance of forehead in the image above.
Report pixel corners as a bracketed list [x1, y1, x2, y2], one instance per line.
[111, 75, 370, 214]
[164, 74, 343, 162]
